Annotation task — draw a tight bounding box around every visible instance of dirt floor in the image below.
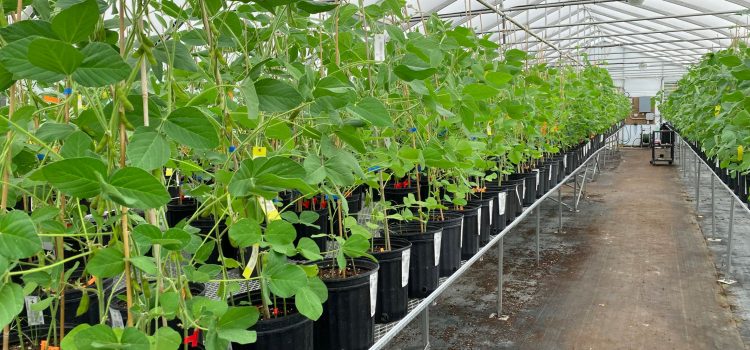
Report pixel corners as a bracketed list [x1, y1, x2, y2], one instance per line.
[388, 148, 745, 350]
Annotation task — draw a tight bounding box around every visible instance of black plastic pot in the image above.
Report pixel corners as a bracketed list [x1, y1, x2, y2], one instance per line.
[230, 292, 313, 350]
[534, 167, 549, 198]
[293, 208, 330, 252]
[468, 195, 492, 246]
[548, 159, 561, 188]
[448, 204, 480, 259]
[497, 184, 517, 226]
[192, 216, 238, 264]
[391, 225, 441, 298]
[483, 188, 508, 236]
[315, 258, 379, 350]
[370, 237, 412, 324]
[166, 197, 198, 227]
[428, 213, 464, 277]
[508, 173, 536, 207]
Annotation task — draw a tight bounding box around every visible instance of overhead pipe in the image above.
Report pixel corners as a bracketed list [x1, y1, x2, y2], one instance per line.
[408, 0, 624, 22]
[474, 0, 581, 64]
[494, 9, 748, 32]
[500, 25, 747, 41]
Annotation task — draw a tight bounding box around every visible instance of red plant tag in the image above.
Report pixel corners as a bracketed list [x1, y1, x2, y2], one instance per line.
[184, 329, 200, 347]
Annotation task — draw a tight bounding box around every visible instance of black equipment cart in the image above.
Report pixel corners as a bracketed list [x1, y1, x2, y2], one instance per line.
[650, 123, 675, 165]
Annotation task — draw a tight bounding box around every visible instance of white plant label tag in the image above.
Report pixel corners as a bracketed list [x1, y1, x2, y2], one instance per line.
[563, 155, 568, 168]
[433, 230, 442, 266]
[369, 273, 378, 317]
[716, 159, 720, 167]
[600, 135, 604, 142]
[227, 344, 234, 350]
[401, 249, 410, 287]
[522, 181, 526, 199]
[374, 34, 386, 62]
[25, 296, 44, 326]
[459, 218, 464, 248]
[515, 186, 522, 206]
[549, 165, 553, 181]
[110, 308, 124, 329]
[476, 208, 482, 236]
[498, 192, 506, 215]
[533, 169, 540, 189]
[488, 200, 494, 225]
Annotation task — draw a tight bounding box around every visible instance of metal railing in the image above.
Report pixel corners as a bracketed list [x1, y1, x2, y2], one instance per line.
[370, 129, 621, 350]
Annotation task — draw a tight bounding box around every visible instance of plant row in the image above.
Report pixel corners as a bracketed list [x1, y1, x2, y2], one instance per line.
[0, 0, 629, 349]
[661, 43, 750, 203]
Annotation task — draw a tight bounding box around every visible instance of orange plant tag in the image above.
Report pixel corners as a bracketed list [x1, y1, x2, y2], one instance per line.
[42, 95, 60, 104]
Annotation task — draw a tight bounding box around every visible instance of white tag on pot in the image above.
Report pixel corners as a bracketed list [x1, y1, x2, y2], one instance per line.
[533, 169, 540, 190]
[369, 273, 378, 317]
[563, 155, 568, 168]
[433, 230, 442, 266]
[548, 165, 553, 181]
[515, 187, 522, 206]
[25, 296, 44, 326]
[476, 208, 482, 236]
[110, 308, 124, 329]
[600, 135, 604, 142]
[488, 200, 494, 225]
[498, 192, 506, 215]
[459, 218, 463, 248]
[716, 159, 720, 167]
[522, 181, 526, 199]
[374, 34, 386, 62]
[401, 249, 410, 287]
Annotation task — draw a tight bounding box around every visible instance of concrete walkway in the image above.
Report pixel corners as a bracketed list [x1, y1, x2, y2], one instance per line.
[391, 149, 744, 349]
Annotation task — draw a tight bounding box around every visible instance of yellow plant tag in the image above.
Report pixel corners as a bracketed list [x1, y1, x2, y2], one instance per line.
[486, 122, 493, 135]
[252, 146, 267, 158]
[715, 105, 721, 116]
[258, 197, 281, 221]
[242, 244, 259, 279]
[165, 168, 174, 177]
[739, 145, 744, 161]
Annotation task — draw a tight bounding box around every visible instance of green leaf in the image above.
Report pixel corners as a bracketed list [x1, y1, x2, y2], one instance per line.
[0, 36, 65, 82]
[0, 20, 58, 43]
[153, 40, 198, 72]
[120, 327, 150, 350]
[87, 246, 125, 278]
[297, 0, 337, 13]
[297, 237, 323, 261]
[51, 0, 98, 43]
[255, 78, 303, 113]
[218, 306, 259, 329]
[295, 286, 323, 320]
[27, 37, 83, 75]
[38, 157, 107, 198]
[265, 220, 296, 247]
[163, 107, 220, 149]
[485, 71, 513, 87]
[130, 256, 157, 275]
[0, 62, 14, 92]
[308, 277, 328, 303]
[239, 78, 259, 122]
[60, 130, 95, 158]
[151, 327, 181, 350]
[228, 156, 314, 198]
[347, 97, 392, 127]
[103, 167, 170, 209]
[36, 122, 76, 143]
[505, 49, 527, 61]
[719, 54, 742, 67]
[73, 42, 130, 87]
[217, 329, 257, 344]
[0, 210, 42, 260]
[0, 283, 24, 329]
[61, 324, 91, 350]
[341, 233, 372, 259]
[463, 83, 499, 100]
[393, 54, 436, 81]
[159, 228, 192, 251]
[74, 324, 119, 350]
[228, 218, 261, 248]
[126, 127, 170, 171]
[267, 264, 307, 298]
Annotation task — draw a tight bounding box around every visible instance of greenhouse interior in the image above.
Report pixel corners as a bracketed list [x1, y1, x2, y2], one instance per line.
[1, 0, 750, 349]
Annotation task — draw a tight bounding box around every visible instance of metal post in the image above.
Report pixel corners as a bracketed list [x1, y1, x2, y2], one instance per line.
[727, 197, 736, 274]
[696, 159, 701, 212]
[421, 307, 430, 348]
[558, 187, 563, 233]
[536, 205, 541, 266]
[497, 237, 503, 316]
[711, 175, 716, 237]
